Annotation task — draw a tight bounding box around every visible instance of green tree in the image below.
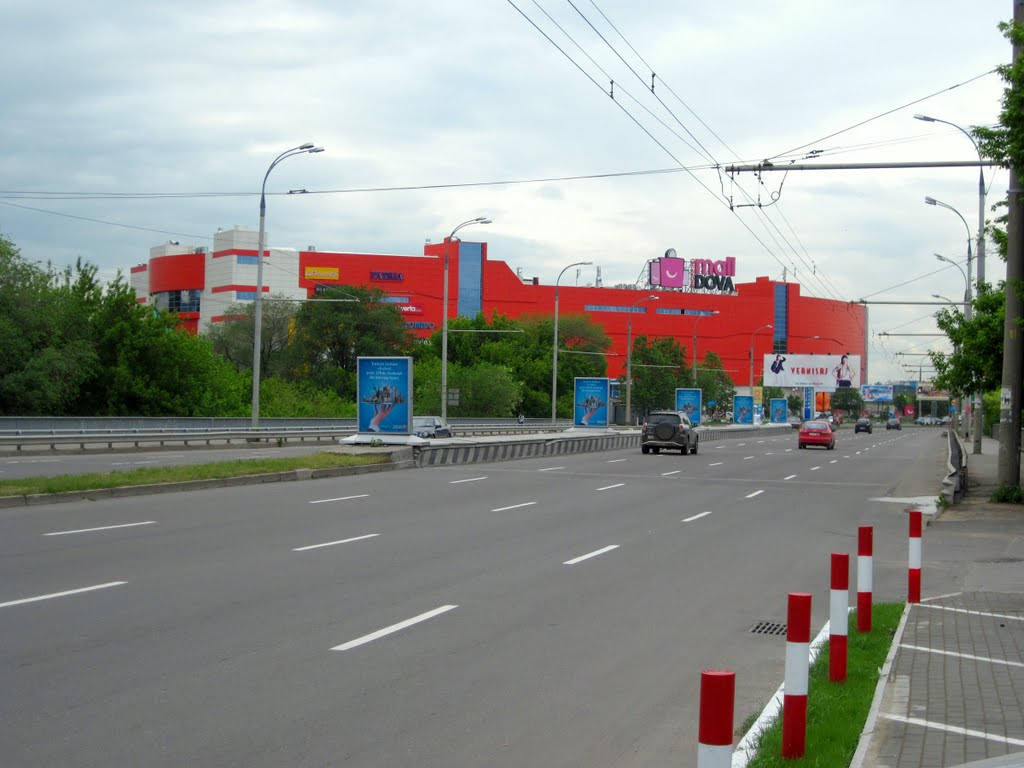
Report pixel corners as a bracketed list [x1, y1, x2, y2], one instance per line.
[930, 282, 1006, 398]
[787, 394, 803, 414]
[695, 351, 735, 417]
[207, 295, 298, 378]
[830, 387, 865, 420]
[626, 335, 691, 416]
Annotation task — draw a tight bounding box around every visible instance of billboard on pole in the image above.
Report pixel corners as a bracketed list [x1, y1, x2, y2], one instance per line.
[763, 353, 861, 390]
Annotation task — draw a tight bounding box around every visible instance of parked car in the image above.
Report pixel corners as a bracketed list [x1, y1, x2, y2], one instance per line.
[412, 415, 453, 438]
[641, 411, 699, 455]
[854, 417, 873, 434]
[887, 417, 902, 431]
[788, 415, 803, 430]
[798, 419, 835, 450]
[916, 415, 939, 426]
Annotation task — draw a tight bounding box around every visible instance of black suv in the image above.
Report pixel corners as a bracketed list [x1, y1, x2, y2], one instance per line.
[854, 417, 872, 434]
[641, 411, 699, 455]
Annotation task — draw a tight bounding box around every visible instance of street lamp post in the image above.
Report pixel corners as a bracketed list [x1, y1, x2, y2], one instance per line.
[691, 310, 720, 379]
[749, 323, 774, 392]
[441, 217, 491, 421]
[551, 260, 593, 424]
[251, 142, 324, 429]
[935, 254, 972, 436]
[918, 112, 987, 454]
[624, 294, 659, 426]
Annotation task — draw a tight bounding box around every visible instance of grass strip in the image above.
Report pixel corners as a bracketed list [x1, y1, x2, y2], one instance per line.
[0, 452, 389, 497]
[744, 602, 904, 767]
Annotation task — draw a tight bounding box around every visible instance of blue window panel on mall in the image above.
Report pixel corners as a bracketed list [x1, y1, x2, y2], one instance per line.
[458, 242, 483, 318]
[237, 255, 259, 265]
[236, 291, 257, 301]
[773, 283, 788, 353]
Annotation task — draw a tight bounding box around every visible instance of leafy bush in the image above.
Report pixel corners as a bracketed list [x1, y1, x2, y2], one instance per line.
[991, 484, 1024, 504]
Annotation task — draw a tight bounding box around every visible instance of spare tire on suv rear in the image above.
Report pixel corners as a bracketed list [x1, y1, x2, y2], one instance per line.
[654, 421, 676, 441]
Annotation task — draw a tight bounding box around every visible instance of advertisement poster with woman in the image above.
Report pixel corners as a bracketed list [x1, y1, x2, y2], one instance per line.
[769, 397, 788, 424]
[573, 377, 609, 427]
[357, 357, 412, 434]
[762, 353, 862, 390]
[674, 388, 702, 426]
[734, 395, 754, 425]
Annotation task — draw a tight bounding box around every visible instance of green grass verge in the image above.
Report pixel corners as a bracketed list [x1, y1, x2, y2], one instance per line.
[0, 452, 389, 497]
[744, 602, 905, 767]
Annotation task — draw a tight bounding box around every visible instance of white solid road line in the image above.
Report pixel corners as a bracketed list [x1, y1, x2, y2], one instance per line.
[784, 474, 797, 480]
[899, 644, 1024, 669]
[449, 476, 487, 484]
[331, 605, 458, 651]
[564, 545, 619, 565]
[0, 581, 126, 609]
[661, 470, 681, 476]
[916, 603, 1024, 621]
[44, 521, 156, 536]
[682, 511, 712, 523]
[293, 533, 380, 552]
[596, 483, 625, 491]
[880, 714, 1024, 747]
[309, 494, 370, 505]
[538, 466, 565, 472]
[745, 490, 764, 499]
[491, 501, 536, 512]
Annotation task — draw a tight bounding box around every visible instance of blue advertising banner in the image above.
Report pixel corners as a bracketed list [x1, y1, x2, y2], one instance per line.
[574, 377, 609, 427]
[860, 384, 894, 403]
[675, 388, 702, 426]
[734, 395, 754, 425]
[357, 357, 412, 434]
[769, 398, 788, 424]
[803, 387, 814, 421]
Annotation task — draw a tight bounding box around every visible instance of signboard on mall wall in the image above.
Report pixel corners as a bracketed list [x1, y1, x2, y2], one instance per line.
[304, 266, 339, 281]
[762, 354, 861, 390]
[357, 357, 412, 435]
[648, 251, 737, 293]
[574, 378, 609, 428]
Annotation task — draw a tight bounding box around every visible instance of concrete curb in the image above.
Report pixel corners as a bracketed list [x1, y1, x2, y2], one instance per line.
[848, 602, 913, 768]
[0, 454, 414, 509]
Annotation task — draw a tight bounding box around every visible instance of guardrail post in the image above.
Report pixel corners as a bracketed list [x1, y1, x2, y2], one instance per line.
[697, 670, 734, 768]
[908, 511, 922, 604]
[857, 526, 873, 633]
[782, 592, 811, 759]
[830, 553, 849, 682]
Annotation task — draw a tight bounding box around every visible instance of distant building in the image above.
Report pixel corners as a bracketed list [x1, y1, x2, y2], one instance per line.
[130, 226, 867, 388]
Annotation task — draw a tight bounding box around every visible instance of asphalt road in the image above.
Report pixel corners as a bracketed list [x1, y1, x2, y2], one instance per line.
[0, 427, 948, 767]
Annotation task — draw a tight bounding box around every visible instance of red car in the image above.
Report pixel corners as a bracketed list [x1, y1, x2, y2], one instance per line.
[799, 419, 835, 450]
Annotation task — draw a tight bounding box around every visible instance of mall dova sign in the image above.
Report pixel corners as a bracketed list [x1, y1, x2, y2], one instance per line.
[691, 257, 736, 292]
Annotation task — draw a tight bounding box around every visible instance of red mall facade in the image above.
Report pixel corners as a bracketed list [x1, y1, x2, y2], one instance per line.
[131, 226, 867, 390]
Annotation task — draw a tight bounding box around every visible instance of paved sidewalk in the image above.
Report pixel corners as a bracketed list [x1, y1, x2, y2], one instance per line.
[859, 436, 1024, 768]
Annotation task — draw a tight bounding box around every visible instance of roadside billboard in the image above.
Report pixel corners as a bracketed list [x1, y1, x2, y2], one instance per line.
[763, 354, 862, 390]
[574, 377, 609, 427]
[769, 398, 788, 424]
[357, 357, 412, 434]
[675, 388, 703, 426]
[861, 384, 894, 403]
[734, 395, 754, 425]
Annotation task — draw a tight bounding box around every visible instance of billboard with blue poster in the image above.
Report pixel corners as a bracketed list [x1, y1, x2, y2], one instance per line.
[357, 357, 412, 434]
[734, 395, 754, 425]
[769, 398, 788, 424]
[675, 388, 702, 426]
[574, 377, 609, 427]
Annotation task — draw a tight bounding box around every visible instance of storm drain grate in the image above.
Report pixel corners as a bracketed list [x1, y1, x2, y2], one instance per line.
[749, 620, 787, 636]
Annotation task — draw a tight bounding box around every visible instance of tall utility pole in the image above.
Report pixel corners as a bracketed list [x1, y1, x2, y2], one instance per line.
[999, 0, 1024, 486]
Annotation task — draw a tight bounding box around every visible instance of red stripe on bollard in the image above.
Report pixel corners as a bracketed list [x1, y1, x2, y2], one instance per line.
[857, 525, 873, 633]
[908, 510, 922, 604]
[697, 670, 735, 768]
[830, 552, 849, 682]
[783, 592, 812, 758]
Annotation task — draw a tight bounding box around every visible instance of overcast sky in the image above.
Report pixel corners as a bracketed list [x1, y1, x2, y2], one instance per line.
[1, 1, 1012, 384]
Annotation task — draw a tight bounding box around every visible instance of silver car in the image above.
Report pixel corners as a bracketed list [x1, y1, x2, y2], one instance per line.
[413, 415, 453, 438]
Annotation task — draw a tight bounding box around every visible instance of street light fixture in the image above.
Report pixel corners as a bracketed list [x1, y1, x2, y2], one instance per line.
[691, 310, 720, 378]
[441, 217, 491, 420]
[918, 112, 987, 456]
[625, 294, 659, 425]
[749, 323, 774, 392]
[934, 254, 970, 313]
[251, 142, 324, 429]
[551, 260, 594, 424]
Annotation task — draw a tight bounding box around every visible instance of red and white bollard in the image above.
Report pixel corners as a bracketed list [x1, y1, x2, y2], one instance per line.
[697, 670, 735, 768]
[908, 510, 922, 603]
[830, 553, 849, 682]
[857, 526, 873, 633]
[782, 592, 812, 759]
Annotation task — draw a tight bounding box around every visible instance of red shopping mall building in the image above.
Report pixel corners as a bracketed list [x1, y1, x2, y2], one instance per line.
[131, 226, 867, 390]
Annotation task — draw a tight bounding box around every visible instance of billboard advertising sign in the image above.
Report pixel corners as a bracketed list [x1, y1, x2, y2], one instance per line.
[574, 378, 609, 428]
[734, 395, 754, 425]
[675, 388, 702, 426]
[763, 354, 861, 390]
[861, 384, 894, 402]
[803, 387, 814, 421]
[769, 398, 788, 424]
[357, 357, 412, 434]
